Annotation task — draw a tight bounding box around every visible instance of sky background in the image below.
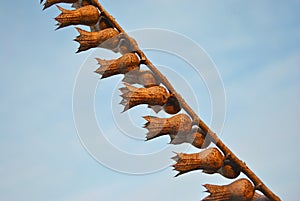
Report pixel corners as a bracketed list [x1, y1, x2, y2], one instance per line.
[0, 0, 299, 201]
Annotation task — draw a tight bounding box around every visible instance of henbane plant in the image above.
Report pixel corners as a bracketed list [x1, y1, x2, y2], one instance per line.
[40, 0, 281, 200]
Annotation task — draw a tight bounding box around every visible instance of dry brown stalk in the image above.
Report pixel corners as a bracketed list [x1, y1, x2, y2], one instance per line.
[88, 1, 281, 200]
[41, 1, 281, 200]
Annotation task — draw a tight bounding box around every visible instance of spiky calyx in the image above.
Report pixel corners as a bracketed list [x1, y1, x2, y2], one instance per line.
[95, 53, 140, 78]
[74, 27, 119, 52]
[144, 114, 192, 140]
[172, 148, 224, 177]
[55, 5, 100, 29]
[203, 178, 254, 201]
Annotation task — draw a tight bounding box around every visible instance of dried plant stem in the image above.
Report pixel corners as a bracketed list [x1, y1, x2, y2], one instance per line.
[91, 1, 280, 200]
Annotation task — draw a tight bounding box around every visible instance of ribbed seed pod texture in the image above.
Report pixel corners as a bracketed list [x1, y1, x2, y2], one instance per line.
[120, 85, 170, 112]
[74, 27, 119, 52]
[172, 148, 224, 176]
[95, 53, 140, 78]
[144, 114, 192, 140]
[55, 5, 100, 29]
[203, 178, 255, 201]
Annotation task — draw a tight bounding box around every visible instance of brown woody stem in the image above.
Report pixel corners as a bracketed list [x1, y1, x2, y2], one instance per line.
[91, 1, 281, 200]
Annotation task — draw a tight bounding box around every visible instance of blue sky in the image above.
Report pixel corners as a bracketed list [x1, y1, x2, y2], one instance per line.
[0, 0, 299, 201]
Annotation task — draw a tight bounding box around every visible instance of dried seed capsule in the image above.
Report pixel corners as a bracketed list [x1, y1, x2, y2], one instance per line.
[43, 0, 78, 10]
[55, 5, 100, 29]
[74, 28, 119, 52]
[217, 159, 241, 179]
[203, 158, 241, 179]
[95, 53, 140, 78]
[120, 85, 170, 112]
[144, 114, 192, 140]
[203, 178, 255, 201]
[191, 127, 211, 148]
[163, 94, 181, 114]
[172, 148, 224, 177]
[122, 70, 159, 87]
[170, 127, 211, 149]
[252, 192, 271, 201]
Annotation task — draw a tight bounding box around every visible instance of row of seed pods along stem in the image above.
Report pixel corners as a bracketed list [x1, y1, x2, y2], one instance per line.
[41, 1, 274, 200]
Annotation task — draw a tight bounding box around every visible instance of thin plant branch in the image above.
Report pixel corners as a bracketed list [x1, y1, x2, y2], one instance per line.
[90, 1, 281, 200]
[41, 0, 281, 200]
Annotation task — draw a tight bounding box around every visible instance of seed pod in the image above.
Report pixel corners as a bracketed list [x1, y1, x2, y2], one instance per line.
[122, 70, 159, 88]
[203, 178, 255, 201]
[217, 159, 241, 179]
[74, 28, 119, 52]
[172, 148, 224, 177]
[144, 114, 192, 141]
[42, 0, 78, 10]
[163, 94, 181, 114]
[55, 5, 100, 29]
[95, 53, 140, 78]
[192, 127, 211, 148]
[202, 158, 241, 178]
[170, 127, 211, 149]
[120, 85, 170, 112]
[252, 192, 270, 201]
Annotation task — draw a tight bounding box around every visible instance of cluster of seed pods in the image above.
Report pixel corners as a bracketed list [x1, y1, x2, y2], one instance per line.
[41, 1, 273, 200]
